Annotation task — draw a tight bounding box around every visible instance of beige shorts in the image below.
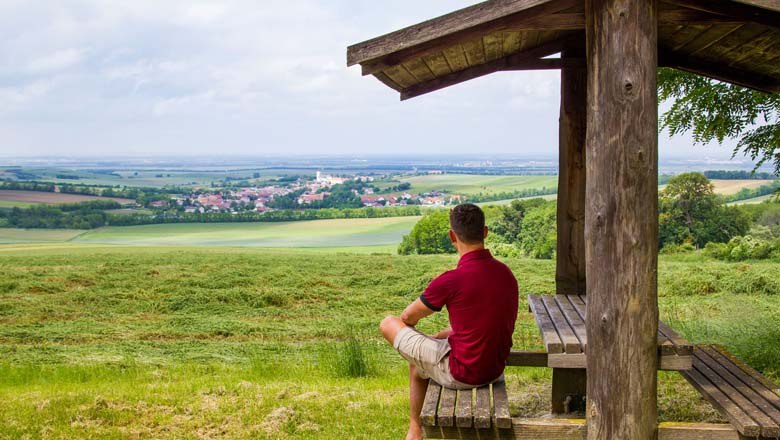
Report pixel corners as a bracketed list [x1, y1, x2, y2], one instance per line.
[394, 326, 495, 390]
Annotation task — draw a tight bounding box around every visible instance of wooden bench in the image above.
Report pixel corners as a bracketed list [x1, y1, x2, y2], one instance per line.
[681, 345, 780, 439]
[421, 379, 512, 438]
[528, 294, 693, 370]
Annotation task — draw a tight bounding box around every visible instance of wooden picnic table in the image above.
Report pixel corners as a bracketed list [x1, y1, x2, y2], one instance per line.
[528, 294, 693, 371]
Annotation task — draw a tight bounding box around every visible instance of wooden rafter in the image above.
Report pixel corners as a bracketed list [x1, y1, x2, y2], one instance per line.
[664, 0, 780, 28]
[349, 0, 579, 76]
[660, 50, 780, 93]
[399, 36, 570, 100]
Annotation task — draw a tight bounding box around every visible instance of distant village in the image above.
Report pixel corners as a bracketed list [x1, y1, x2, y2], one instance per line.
[154, 171, 460, 213]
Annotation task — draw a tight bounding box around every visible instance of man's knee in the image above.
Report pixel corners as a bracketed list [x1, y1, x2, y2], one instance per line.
[379, 315, 404, 344]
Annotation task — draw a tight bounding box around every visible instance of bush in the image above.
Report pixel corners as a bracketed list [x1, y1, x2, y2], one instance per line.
[704, 235, 780, 261]
[398, 210, 455, 255]
[659, 242, 696, 255]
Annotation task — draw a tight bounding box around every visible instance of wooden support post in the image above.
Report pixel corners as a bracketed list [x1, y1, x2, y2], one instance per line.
[553, 42, 588, 416]
[556, 41, 587, 296]
[585, 0, 659, 439]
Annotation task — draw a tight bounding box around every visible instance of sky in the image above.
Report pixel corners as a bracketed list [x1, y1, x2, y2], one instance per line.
[0, 0, 743, 160]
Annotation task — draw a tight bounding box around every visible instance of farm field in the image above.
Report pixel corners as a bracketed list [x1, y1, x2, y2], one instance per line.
[709, 179, 776, 195]
[728, 194, 776, 205]
[0, 228, 86, 244]
[73, 217, 420, 249]
[0, 245, 778, 438]
[384, 174, 558, 195]
[0, 190, 134, 206]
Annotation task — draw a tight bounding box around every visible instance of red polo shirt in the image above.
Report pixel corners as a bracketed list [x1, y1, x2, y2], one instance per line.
[420, 249, 519, 385]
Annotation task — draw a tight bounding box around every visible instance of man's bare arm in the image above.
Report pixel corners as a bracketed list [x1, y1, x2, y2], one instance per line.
[400, 298, 434, 327]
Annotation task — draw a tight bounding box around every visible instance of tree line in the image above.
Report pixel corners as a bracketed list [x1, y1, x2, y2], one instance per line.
[399, 173, 780, 261]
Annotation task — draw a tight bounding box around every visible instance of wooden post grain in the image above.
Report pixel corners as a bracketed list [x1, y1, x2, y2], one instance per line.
[585, 0, 659, 439]
[553, 40, 588, 416]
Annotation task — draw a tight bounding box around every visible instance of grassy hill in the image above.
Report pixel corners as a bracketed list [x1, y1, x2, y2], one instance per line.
[382, 174, 558, 195]
[0, 244, 778, 438]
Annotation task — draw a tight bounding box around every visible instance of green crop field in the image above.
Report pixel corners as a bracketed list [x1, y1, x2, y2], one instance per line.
[384, 174, 558, 195]
[0, 228, 86, 244]
[72, 217, 420, 250]
[0, 244, 778, 438]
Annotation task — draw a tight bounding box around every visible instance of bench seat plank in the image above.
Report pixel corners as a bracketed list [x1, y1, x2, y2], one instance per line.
[682, 345, 780, 438]
[473, 386, 491, 429]
[437, 387, 457, 427]
[421, 381, 441, 426]
[455, 389, 473, 428]
[528, 294, 564, 354]
[422, 380, 511, 432]
[541, 295, 581, 354]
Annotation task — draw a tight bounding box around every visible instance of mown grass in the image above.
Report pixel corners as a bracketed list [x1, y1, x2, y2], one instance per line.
[0, 245, 778, 438]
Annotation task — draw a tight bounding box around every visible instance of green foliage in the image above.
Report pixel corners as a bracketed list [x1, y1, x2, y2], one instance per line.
[487, 199, 556, 259]
[658, 68, 780, 172]
[704, 235, 780, 262]
[516, 202, 556, 259]
[7, 201, 122, 229]
[329, 336, 374, 378]
[398, 210, 455, 255]
[659, 173, 750, 248]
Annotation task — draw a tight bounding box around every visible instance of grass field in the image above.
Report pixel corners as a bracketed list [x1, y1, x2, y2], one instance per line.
[383, 174, 558, 195]
[0, 228, 86, 244]
[72, 217, 420, 249]
[0, 200, 34, 208]
[0, 190, 134, 206]
[0, 245, 778, 438]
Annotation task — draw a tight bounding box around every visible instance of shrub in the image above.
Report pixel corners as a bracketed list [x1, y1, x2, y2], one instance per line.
[398, 210, 455, 255]
[704, 235, 780, 261]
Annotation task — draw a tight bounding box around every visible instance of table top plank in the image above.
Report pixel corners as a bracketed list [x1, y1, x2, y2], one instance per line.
[528, 294, 564, 354]
[527, 294, 693, 370]
[541, 295, 582, 354]
[554, 294, 588, 349]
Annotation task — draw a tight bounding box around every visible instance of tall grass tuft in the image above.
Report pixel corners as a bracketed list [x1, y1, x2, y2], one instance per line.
[335, 336, 372, 378]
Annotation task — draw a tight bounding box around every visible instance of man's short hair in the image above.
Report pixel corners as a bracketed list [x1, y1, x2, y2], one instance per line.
[449, 203, 485, 244]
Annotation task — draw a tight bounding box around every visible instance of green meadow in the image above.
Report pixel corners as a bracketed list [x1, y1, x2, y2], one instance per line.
[0, 228, 87, 244]
[72, 217, 419, 250]
[0, 244, 779, 438]
[384, 174, 558, 195]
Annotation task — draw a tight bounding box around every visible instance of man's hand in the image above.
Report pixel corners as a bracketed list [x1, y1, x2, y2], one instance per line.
[433, 327, 452, 339]
[400, 298, 434, 327]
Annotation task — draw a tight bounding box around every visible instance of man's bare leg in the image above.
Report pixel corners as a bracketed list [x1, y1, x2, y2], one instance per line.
[408, 364, 428, 440]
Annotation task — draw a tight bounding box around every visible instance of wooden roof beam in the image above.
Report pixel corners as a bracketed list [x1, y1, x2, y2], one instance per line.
[660, 50, 780, 93]
[400, 37, 569, 101]
[350, 0, 579, 77]
[663, 0, 780, 29]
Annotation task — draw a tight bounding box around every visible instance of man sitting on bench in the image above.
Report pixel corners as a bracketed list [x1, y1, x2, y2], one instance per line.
[380, 203, 519, 440]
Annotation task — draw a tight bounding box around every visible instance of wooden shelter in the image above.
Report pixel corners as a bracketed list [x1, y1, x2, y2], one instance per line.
[348, 1, 780, 439]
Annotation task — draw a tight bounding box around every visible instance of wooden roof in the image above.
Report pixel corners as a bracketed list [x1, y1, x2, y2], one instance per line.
[347, 0, 780, 99]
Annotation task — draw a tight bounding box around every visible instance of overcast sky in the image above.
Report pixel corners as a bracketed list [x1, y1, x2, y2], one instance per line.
[0, 1, 742, 160]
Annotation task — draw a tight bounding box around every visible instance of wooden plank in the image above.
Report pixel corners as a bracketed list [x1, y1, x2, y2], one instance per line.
[402, 58, 436, 83]
[422, 53, 453, 77]
[659, 355, 693, 371]
[663, 0, 780, 29]
[424, 420, 739, 439]
[667, 24, 712, 51]
[696, 347, 780, 430]
[492, 381, 512, 429]
[483, 33, 505, 61]
[373, 72, 402, 92]
[691, 23, 765, 61]
[348, 0, 578, 71]
[474, 386, 492, 429]
[456, 389, 473, 428]
[658, 321, 694, 356]
[585, 1, 660, 439]
[681, 363, 762, 437]
[506, 350, 548, 367]
[438, 387, 457, 427]
[421, 380, 441, 426]
[659, 50, 779, 93]
[503, 31, 523, 54]
[676, 24, 744, 55]
[382, 65, 418, 88]
[442, 45, 470, 72]
[541, 295, 582, 354]
[555, 295, 587, 348]
[711, 345, 780, 396]
[548, 353, 586, 369]
[462, 39, 487, 66]
[658, 332, 677, 356]
[528, 294, 564, 354]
